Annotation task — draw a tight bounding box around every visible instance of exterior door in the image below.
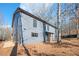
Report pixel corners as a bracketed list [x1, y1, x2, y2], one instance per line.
[47, 33, 51, 42]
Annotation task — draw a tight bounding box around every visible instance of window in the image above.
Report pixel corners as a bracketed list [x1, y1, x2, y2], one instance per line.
[47, 25, 49, 31]
[31, 32, 38, 37]
[33, 19, 37, 27]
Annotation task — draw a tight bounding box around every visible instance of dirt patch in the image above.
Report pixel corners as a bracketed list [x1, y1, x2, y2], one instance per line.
[0, 46, 13, 56]
[0, 39, 79, 56]
[0, 41, 14, 56]
[17, 39, 79, 56]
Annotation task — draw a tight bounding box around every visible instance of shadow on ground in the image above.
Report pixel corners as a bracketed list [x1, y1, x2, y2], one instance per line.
[44, 41, 79, 48]
[22, 44, 31, 56]
[10, 43, 17, 56]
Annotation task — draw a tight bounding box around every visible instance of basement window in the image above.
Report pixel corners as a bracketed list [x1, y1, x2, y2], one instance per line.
[31, 32, 38, 37]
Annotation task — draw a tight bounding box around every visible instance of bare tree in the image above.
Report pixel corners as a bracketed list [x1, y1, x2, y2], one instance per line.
[0, 13, 4, 41]
[60, 3, 78, 39]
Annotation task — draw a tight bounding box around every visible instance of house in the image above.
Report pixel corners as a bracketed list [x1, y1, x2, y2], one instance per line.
[12, 8, 56, 45]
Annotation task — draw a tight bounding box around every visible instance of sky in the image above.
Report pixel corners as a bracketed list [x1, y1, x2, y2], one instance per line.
[20, 3, 57, 17]
[0, 3, 73, 28]
[0, 3, 20, 27]
[20, 3, 58, 26]
[0, 3, 57, 28]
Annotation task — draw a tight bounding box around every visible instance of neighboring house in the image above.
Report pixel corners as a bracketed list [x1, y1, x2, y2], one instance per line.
[12, 8, 56, 45]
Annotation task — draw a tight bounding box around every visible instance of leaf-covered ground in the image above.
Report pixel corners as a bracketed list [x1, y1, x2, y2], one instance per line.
[0, 39, 79, 56]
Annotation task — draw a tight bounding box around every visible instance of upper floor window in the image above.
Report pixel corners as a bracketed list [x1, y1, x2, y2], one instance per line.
[33, 19, 37, 28]
[47, 25, 49, 31]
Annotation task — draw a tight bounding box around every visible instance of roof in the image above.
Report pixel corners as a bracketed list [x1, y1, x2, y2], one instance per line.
[12, 7, 58, 29]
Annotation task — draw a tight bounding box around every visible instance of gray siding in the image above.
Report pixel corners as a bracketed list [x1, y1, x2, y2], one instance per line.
[13, 13, 23, 44]
[13, 13, 18, 42]
[21, 13, 44, 44]
[13, 12, 56, 45]
[45, 25, 55, 40]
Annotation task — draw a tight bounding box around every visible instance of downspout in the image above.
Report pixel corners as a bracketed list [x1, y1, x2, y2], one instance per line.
[43, 23, 46, 42]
